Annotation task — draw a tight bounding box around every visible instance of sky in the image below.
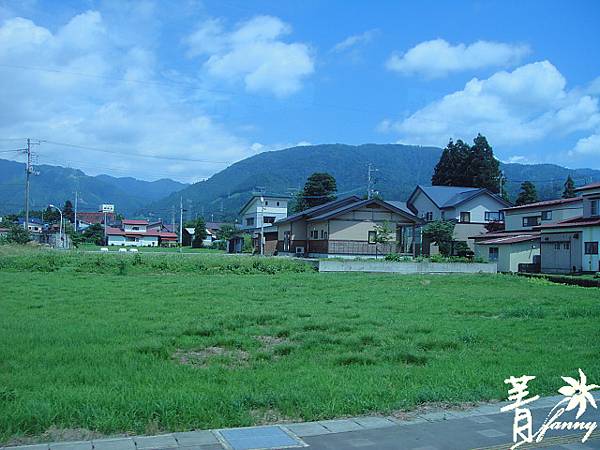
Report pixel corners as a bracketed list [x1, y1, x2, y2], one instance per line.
[0, 0, 599, 183]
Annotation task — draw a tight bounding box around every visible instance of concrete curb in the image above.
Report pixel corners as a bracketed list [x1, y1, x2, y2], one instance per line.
[0, 395, 572, 450]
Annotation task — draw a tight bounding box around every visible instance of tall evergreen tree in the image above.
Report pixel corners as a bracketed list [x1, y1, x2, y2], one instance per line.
[470, 134, 502, 193]
[63, 200, 74, 222]
[562, 176, 576, 198]
[297, 172, 337, 211]
[515, 181, 538, 206]
[431, 134, 501, 192]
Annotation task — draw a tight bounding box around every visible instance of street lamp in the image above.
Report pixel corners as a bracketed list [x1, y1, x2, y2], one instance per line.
[48, 204, 63, 249]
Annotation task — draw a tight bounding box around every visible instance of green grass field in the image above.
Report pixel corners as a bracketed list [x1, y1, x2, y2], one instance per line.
[76, 243, 226, 254]
[1, 247, 599, 444]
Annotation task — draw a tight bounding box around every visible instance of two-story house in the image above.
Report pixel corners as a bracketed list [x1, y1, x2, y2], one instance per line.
[406, 185, 511, 254]
[106, 219, 177, 247]
[239, 195, 290, 230]
[538, 183, 600, 273]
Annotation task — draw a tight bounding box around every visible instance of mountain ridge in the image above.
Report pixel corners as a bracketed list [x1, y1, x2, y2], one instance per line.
[0, 158, 188, 216]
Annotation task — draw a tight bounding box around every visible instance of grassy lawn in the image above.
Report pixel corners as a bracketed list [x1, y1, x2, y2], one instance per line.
[1, 249, 599, 443]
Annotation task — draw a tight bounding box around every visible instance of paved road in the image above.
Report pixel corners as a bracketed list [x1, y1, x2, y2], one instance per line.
[5, 395, 599, 450]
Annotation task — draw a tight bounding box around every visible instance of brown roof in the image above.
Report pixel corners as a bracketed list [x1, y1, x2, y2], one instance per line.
[502, 197, 581, 212]
[77, 212, 115, 224]
[574, 182, 600, 192]
[477, 234, 540, 245]
[538, 216, 600, 229]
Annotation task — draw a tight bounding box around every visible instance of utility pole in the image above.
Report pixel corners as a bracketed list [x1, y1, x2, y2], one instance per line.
[74, 191, 78, 232]
[179, 196, 184, 252]
[171, 205, 175, 231]
[24, 138, 32, 230]
[367, 163, 378, 199]
[260, 196, 265, 256]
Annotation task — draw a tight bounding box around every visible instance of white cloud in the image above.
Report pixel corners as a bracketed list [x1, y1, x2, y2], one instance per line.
[185, 15, 314, 97]
[570, 134, 600, 155]
[332, 29, 378, 53]
[380, 61, 600, 147]
[505, 156, 532, 164]
[0, 11, 255, 183]
[386, 39, 530, 78]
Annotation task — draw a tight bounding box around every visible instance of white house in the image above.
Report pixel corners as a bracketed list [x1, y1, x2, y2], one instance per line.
[106, 219, 178, 247]
[239, 194, 290, 230]
[538, 183, 600, 273]
[406, 185, 511, 253]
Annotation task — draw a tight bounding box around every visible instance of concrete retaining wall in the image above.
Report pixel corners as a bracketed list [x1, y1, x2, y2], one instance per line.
[318, 260, 497, 274]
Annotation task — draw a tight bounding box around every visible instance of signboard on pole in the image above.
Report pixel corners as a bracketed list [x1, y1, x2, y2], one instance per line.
[100, 204, 115, 213]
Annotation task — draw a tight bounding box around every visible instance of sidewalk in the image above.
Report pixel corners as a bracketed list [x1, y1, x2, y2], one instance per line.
[4, 395, 599, 450]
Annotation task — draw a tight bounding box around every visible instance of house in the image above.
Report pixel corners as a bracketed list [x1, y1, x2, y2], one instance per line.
[406, 185, 511, 254]
[276, 196, 422, 258]
[239, 194, 290, 229]
[182, 226, 218, 247]
[76, 211, 116, 230]
[106, 219, 178, 247]
[228, 194, 290, 255]
[537, 183, 600, 273]
[502, 197, 583, 231]
[18, 217, 44, 233]
[472, 231, 540, 272]
[473, 195, 587, 273]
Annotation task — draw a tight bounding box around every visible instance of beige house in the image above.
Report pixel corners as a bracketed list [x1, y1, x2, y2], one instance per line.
[276, 196, 422, 257]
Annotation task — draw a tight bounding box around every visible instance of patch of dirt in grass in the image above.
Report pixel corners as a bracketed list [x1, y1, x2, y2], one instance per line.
[250, 408, 298, 425]
[255, 335, 289, 349]
[391, 400, 500, 421]
[173, 346, 250, 368]
[5, 426, 126, 446]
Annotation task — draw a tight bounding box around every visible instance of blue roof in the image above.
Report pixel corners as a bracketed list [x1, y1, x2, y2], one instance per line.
[417, 186, 483, 208]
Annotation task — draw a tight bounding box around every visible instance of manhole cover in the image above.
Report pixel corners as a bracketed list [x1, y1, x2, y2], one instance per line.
[216, 425, 307, 450]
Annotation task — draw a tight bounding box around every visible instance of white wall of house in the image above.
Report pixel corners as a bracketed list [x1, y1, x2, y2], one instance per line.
[475, 241, 540, 272]
[410, 191, 442, 221]
[241, 197, 288, 229]
[108, 235, 158, 246]
[442, 194, 506, 223]
[504, 201, 583, 231]
[582, 226, 600, 272]
[123, 223, 147, 232]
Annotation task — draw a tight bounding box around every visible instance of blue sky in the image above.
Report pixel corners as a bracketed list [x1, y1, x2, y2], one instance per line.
[0, 0, 599, 182]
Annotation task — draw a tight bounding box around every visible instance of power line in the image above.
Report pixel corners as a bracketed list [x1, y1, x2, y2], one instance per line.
[40, 140, 232, 164]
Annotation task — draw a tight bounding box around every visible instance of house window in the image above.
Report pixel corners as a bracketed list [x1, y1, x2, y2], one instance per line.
[320, 230, 324, 239]
[585, 242, 599, 255]
[245, 217, 255, 226]
[132, 226, 139, 231]
[564, 242, 570, 250]
[522, 216, 540, 227]
[541, 211, 552, 221]
[265, 201, 268, 205]
[263, 216, 276, 224]
[276, 201, 280, 206]
[488, 247, 499, 261]
[324, 231, 328, 239]
[591, 200, 599, 217]
[484, 211, 503, 221]
[554, 243, 561, 250]
[460, 212, 471, 223]
[368, 230, 377, 244]
[425, 212, 433, 221]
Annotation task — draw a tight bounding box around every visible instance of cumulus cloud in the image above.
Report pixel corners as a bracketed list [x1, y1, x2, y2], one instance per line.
[386, 39, 530, 78]
[0, 11, 256, 183]
[570, 134, 600, 155]
[332, 29, 378, 53]
[185, 15, 314, 97]
[380, 61, 600, 147]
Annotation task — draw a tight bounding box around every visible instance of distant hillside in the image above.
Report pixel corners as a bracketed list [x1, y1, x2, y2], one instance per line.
[141, 143, 600, 221]
[0, 158, 187, 216]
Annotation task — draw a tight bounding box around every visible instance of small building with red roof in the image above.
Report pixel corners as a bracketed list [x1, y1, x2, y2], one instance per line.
[106, 219, 178, 247]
